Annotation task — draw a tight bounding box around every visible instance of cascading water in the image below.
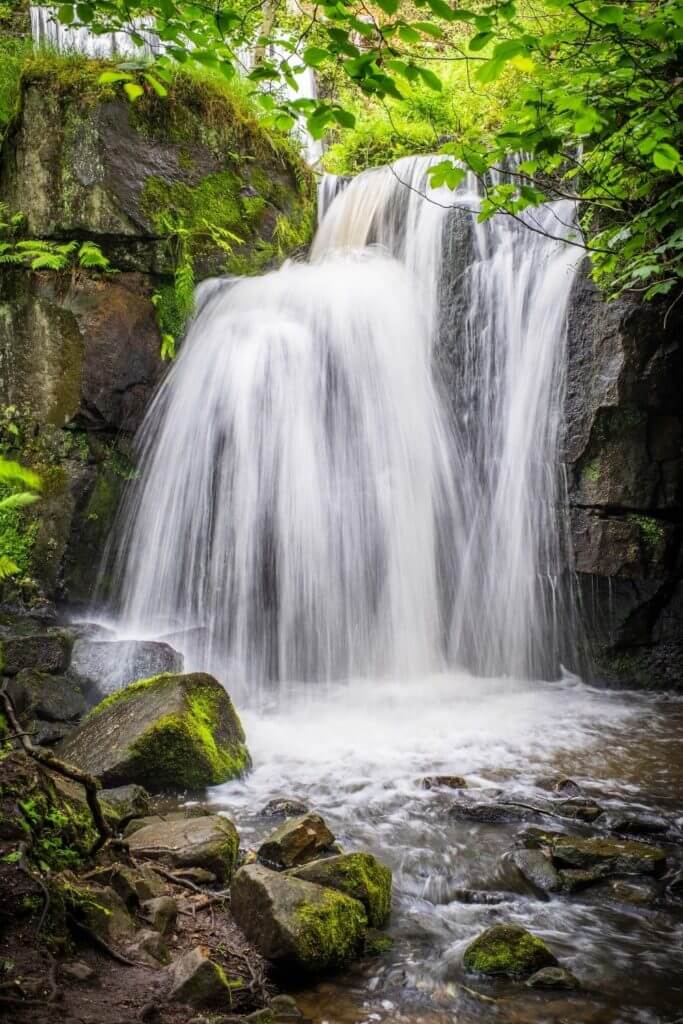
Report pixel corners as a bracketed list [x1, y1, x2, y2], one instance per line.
[105, 155, 582, 691]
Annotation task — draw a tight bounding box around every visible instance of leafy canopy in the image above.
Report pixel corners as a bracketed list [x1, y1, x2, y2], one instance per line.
[29, 1, 683, 304]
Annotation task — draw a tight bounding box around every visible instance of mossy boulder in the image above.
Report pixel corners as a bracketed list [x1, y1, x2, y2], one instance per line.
[290, 852, 392, 928]
[257, 813, 335, 869]
[231, 863, 368, 974]
[57, 672, 251, 791]
[463, 924, 558, 978]
[126, 814, 239, 883]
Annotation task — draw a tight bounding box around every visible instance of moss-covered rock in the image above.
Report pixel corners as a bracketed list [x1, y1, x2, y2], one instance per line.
[126, 813, 239, 883]
[290, 852, 392, 927]
[57, 672, 250, 791]
[0, 55, 315, 276]
[231, 863, 368, 973]
[463, 924, 558, 978]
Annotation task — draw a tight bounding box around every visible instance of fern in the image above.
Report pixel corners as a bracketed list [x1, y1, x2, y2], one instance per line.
[0, 555, 19, 581]
[0, 459, 41, 492]
[29, 252, 69, 271]
[78, 242, 110, 269]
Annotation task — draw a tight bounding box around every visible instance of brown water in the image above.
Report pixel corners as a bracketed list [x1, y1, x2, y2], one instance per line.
[208, 674, 683, 1024]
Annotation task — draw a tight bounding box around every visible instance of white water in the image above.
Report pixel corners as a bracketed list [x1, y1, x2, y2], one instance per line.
[106, 156, 582, 691]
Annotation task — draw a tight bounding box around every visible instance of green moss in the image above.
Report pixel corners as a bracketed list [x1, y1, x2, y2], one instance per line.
[295, 889, 368, 970]
[298, 853, 391, 927]
[581, 457, 600, 483]
[364, 930, 394, 956]
[629, 514, 665, 555]
[88, 672, 176, 716]
[463, 925, 556, 977]
[0, 487, 38, 575]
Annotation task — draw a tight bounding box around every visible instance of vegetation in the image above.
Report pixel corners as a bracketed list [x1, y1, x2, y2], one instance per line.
[0, 455, 41, 582]
[29, 0, 679, 310]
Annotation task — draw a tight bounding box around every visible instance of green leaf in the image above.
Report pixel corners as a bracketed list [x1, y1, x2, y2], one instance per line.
[57, 5, 75, 25]
[398, 25, 421, 44]
[597, 5, 625, 25]
[469, 31, 494, 51]
[143, 74, 168, 97]
[416, 67, 442, 91]
[76, 3, 93, 22]
[123, 82, 145, 102]
[652, 144, 680, 172]
[375, 0, 400, 13]
[303, 47, 329, 68]
[475, 59, 504, 83]
[98, 71, 134, 84]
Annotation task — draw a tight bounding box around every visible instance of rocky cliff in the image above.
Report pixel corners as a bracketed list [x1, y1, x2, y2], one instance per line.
[564, 271, 682, 688]
[0, 54, 315, 609]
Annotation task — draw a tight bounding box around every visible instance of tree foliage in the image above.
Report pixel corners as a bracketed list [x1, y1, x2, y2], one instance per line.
[30, 0, 683, 305]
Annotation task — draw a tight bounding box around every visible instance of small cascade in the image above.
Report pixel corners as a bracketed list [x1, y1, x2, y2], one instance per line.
[30, 5, 163, 59]
[106, 156, 583, 693]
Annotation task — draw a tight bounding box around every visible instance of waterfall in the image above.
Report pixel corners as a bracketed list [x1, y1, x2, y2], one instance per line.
[106, 156, 582, 693]
[30, 5, 163, 59]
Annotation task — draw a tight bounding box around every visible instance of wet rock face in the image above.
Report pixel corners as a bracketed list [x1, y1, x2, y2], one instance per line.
[0, 62, 314, 610]
[564, 270, 683, 688]
[70, 638, 184, 702]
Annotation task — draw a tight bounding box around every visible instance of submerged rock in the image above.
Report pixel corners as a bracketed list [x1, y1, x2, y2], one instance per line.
[600, 810, 671, 837]
[231, 863, 367, 972]
[126, 814, 239, 882]
[422, 775, 467, 790]
[289, 852, 392, 927]
[511, 848, 562, 894]
[551, 836, 667, 876]
[69, 638, 184, 700]
[167, 946, 241, 1007]
[257, 813, 335, 869]
[556, 797, 602, 823]
[526, 966, 579, 990]
[262, 797, 309, 818]
[463, 924, 558, 977]
[57, 672, 250, 790]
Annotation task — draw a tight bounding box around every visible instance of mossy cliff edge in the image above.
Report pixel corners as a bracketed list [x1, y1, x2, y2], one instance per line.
[0, 53, 315, 609]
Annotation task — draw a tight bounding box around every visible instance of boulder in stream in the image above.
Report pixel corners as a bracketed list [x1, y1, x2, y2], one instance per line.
[289, 852, 392, 927]
[57, 672, 250, 790]
[231, 863, 368, 973]
[257, 813, 335, 869]
[463, 924, 558, 977]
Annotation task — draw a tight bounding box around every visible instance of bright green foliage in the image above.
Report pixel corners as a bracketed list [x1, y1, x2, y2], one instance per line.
[0, 203, 111, 272]
[39, 0, 681, 307]
[0, 455, 41, 581]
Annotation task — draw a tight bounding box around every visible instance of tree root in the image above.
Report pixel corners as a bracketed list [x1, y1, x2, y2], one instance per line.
[69, 920, 154, 969]
[0, 683, 111, 855]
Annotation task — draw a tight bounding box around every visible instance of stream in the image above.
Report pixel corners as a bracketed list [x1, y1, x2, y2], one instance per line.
[207, 675, 683, 1023]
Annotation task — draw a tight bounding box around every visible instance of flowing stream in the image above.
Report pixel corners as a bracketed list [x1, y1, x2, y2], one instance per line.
[99, 159, 683, 1022]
